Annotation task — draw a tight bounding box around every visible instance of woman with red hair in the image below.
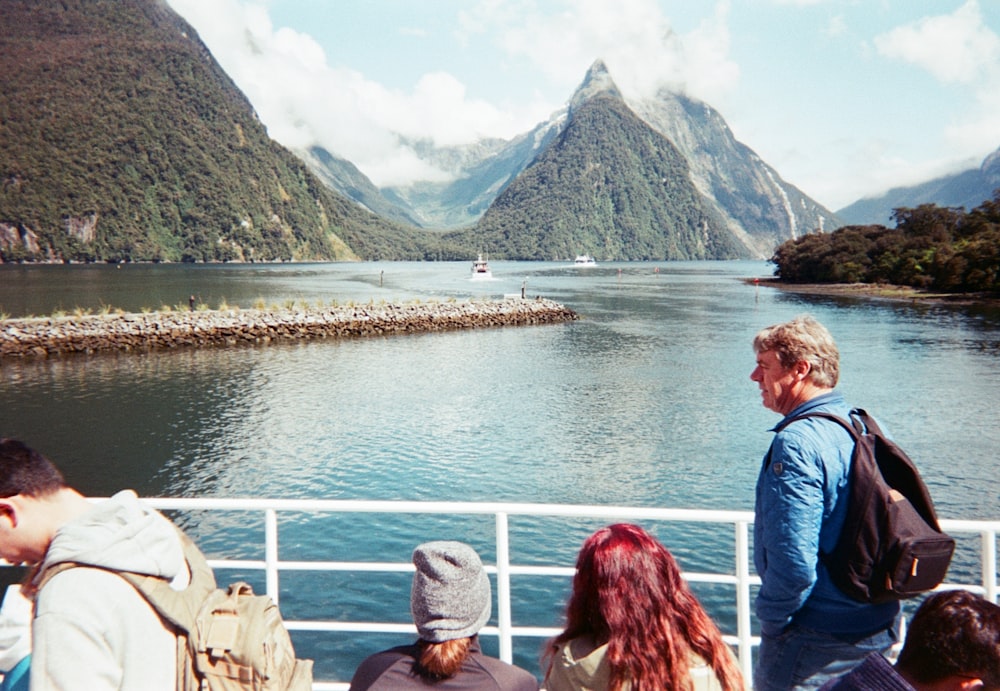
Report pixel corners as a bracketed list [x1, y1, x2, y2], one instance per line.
[543, 523, 745, 691]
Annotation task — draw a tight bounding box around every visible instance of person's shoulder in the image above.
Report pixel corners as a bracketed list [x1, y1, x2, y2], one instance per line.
[354, 644, 417, 669]
[776, 401, 855, 454]
[818, 653, 912, 691]
[688, 652, 734, 691]
[349, 645, 418, 690]
[34, 566, 149, 629]
[38, 565, 137, 602]
[469, 652, 539, 690]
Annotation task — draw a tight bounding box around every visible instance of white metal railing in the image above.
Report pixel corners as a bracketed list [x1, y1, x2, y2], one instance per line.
[136, 499, 1000, 690]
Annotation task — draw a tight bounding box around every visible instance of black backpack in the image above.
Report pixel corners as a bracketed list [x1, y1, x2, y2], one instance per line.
[774, 408, 955, 603]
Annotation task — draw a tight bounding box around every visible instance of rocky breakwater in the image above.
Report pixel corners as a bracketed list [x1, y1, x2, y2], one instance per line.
[0, 298, 579, 359]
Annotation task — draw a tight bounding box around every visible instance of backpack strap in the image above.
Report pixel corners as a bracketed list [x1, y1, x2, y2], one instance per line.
[769, 408, 899, 567]
[763, 408, 860, 470]
[116, 530, 217, 633]
[34, 529, 218, 691]
[773, 408, 861, 437]
[33, 528, 216, 633]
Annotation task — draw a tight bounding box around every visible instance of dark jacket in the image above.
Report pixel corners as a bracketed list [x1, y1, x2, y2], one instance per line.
[349, 637, 539, 691]
[818, 652, 915, 690]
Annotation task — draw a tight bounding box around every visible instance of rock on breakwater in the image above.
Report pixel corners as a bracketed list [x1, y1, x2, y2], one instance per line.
[1, 298, 579, 359]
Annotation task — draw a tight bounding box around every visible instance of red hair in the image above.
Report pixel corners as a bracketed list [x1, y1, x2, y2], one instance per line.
[545, 523, 744, 691]
[415, 637, 472, 679]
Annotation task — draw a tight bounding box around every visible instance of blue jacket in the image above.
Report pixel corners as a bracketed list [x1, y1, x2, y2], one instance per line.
[754, 391, 899, 636]
[0, 655, 29, 691]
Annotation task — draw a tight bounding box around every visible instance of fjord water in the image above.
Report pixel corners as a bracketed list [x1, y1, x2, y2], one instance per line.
[2, 260, 999, 681]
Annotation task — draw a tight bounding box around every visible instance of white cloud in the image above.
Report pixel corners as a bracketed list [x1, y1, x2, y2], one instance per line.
[460, 0, 738, 104]
[848, 149, 981, 204]
[167, 0, 521, 186]
[169, 0, 740, 188]
[873, 1, 1000, 178]
[824, 15, 847, 38]
[943, 85, 1000, 157]
[875, 0, 1000, 84]
[398, 26, 428, 39]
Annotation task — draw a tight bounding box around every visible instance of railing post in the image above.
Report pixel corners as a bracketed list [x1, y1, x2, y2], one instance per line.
[495, 511, 513, 663]
[983, 529, 998, 603]
[735, 519, 754, 685]
[265, 508, 279, 605]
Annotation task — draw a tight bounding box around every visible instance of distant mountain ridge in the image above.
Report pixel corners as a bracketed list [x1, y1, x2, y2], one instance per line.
[837, 146, 1000, 225]
[304, 61, 841, 259]
[301, 118, 566, 231]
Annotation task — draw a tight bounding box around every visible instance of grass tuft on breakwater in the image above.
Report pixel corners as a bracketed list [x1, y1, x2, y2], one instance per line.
[0, 297, 579, 359]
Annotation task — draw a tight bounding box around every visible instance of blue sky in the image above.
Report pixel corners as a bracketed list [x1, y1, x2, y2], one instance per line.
[166, 0, 1000, 211]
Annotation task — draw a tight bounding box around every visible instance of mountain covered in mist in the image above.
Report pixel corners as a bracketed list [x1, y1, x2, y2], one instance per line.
[0, 0, 449, 263]
[444, 65, 741, 260]
[300, 122, 565, 232]
[306, 61, 841, 259]
[837, 146, 1000, 225]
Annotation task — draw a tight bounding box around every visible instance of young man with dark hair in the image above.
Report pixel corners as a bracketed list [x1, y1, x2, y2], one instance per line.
[0, 438, 189, 690]
[820, 589, 1000, 690]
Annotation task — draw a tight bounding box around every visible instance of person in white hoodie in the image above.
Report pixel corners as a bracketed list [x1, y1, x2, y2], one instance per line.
[0, 569, 32, 691]
[0, 438, 190, 691]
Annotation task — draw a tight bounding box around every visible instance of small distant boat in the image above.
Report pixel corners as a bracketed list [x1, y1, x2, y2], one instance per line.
[574, 254, 597, 267]
[471, 253, 492, 279]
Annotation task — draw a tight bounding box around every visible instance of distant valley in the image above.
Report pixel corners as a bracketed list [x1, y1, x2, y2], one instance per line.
[837, 147, 1000, 225]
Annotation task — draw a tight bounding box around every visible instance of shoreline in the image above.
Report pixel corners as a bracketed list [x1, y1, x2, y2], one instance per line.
[749, 278, 1000, 306]
[0, 297, 579, 359]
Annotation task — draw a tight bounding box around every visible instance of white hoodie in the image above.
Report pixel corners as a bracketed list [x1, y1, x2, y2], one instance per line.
[30, 490, 190, 691]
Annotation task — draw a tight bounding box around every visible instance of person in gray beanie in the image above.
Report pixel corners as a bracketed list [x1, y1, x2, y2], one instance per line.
[411, 541, 492, 643]
[349, 541, 538, 690]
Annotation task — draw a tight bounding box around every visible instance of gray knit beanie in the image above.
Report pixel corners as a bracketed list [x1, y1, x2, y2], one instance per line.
[410, 541, 491, 643]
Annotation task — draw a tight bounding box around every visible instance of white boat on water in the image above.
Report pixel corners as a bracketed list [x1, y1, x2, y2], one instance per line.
[574, 254, 597, 266]
[471, 253, 492, 279]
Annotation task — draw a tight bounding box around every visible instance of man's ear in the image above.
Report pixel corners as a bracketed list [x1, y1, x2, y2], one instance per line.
[792, 359, 812, 381]
[0, 499, 18, 528]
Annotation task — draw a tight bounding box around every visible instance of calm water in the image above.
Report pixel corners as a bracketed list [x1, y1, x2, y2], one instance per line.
[2, 260, 999, 681]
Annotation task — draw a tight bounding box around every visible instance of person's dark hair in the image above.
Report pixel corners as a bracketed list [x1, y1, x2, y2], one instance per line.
[896, 589, 1000, 688]
[545, 523, 744, 691]
[0, 439, 67, 498]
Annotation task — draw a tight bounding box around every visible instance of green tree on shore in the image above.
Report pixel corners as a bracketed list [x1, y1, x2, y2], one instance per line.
[771, 190, 1000, 293]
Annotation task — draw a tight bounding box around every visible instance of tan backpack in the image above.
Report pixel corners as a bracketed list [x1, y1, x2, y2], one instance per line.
[38, 530, 314, 691]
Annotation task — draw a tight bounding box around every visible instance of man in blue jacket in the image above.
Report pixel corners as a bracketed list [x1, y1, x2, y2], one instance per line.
[750, 315, 899, 690]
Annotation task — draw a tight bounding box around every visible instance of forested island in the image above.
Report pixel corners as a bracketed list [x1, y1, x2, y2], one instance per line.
[770, 191, 999, 295]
